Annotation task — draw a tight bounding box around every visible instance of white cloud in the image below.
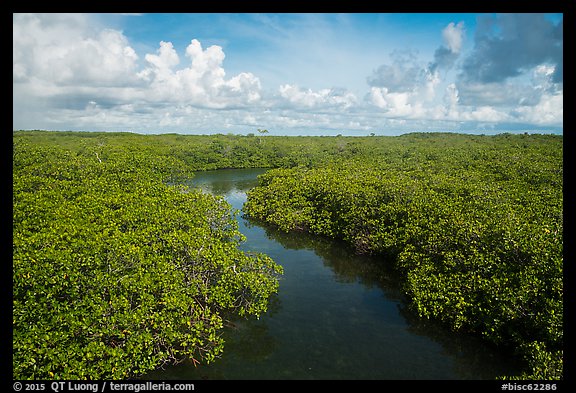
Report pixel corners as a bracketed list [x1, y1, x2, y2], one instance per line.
[367, 50, 423, 92]
[186, 39, 225, 74]
[456, 62, 562, 110]
[442, 22, 465, 54]
[367, 66, 440, 119]
[511, 92, 563, 125]
[438, 81, 562, 126]
[369, 87, 434, 119]
[278, 85, 357, 110]
[13, 14, 139, 87]
[443, 83, 460, 118]
[426, 21, 465, 76]
[13, 63, 27, 82]
[459, 13, 562, 84]
[460, 105, 509, 123]
[12, 13, 562, 134]
[13, 13, 264, 130]
[159, 111, 184, 127]
[365, 19, 562, 130]
[143, 41, 180, 71]
[137, 39, 262, 108]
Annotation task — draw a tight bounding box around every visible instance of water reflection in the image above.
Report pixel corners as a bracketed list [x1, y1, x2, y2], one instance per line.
[189, 167, 268, 196]
[243, 217, 525, 379]
[252, 220, 404, 295]
[147, 168, 524, 380]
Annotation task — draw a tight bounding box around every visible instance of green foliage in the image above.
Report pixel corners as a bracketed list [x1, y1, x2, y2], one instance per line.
[13, 130, 563, 379]
[12, 130, 370, 171]
[13, 137, 282, 379]
[243, 133, 563, 379]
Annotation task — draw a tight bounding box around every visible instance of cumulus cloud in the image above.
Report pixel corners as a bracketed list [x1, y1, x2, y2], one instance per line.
[13, 14, 140, 87]
[443, 83, 459, 118]
[367, 22, 463, 97]
[143, 41, 180, 71]
[366, 48, 441, 119]
[451, 13, 563, 125]
[13, 13, 144, 114]
[138, 39, 262, 108]
[429, 21, 465, 73]
[439, 70, 562, 127]
[443, 21, 465, 53]
[278, 85, 357, 110]
[367, 53, 440, 120]
[369, 88, 415, 117]
[365, 16, 562, 130]
[366, 22, 463, 121]
[16, 15, 254, 95]
[510, 92, 563, 125]
[367, 50, 423, 92]
[13, 13, 145, 130]
[459, 13, 562, 84]
[13, 13, 563, 134]
[13, 12, 264, 133]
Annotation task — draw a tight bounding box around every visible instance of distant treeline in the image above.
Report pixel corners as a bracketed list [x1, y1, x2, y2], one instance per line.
[13, 130, 376, 170]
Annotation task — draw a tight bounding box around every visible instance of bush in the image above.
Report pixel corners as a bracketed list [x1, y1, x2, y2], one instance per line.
[13, 141, 282, 379]
[243, 133, 563, 379]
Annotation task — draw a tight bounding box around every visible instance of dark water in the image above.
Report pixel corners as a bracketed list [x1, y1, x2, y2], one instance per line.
[147, 168, 524, 380]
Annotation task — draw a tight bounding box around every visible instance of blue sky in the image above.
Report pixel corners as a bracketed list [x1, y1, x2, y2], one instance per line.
[13, 13, 563, 135]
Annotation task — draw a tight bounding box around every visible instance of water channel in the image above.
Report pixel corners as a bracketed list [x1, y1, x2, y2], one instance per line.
[147, 168, 524, 380]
